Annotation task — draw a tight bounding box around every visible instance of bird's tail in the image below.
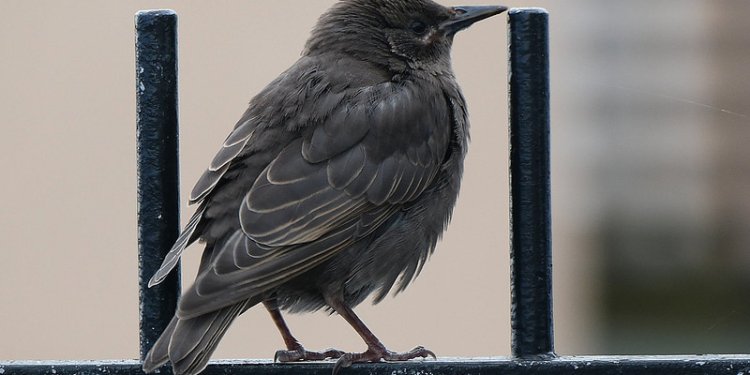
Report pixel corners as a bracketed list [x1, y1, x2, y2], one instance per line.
[142, 299, 253, 375]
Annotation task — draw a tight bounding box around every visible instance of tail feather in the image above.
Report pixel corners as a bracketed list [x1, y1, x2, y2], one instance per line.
[142, 299, 254, 375]
[143, 315, 177, 372]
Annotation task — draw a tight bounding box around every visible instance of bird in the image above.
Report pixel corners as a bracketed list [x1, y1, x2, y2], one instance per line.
[142, 0, 505, 374]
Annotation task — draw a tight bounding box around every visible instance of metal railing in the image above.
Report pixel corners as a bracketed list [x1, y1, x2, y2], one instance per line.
[2, 8, 749, 375]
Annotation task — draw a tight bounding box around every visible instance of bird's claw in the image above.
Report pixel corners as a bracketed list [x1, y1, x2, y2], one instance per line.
[274, 347, 345, 363]
[332, 346, 436, 375]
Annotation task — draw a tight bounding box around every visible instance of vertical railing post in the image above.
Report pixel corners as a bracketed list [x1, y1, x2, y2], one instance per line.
[508, 8, 554, 359]
[135, 9, 180, 361]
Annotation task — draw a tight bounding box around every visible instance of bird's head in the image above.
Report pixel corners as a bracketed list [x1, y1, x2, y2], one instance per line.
[304, 0, 507, 74]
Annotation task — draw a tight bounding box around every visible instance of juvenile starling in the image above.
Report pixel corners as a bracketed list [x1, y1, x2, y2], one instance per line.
[142, 0, 505, 374]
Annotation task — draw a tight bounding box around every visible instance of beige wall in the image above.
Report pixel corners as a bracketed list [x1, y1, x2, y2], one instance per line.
[4, 0, 744, 363]
[0, 0, 521, 361]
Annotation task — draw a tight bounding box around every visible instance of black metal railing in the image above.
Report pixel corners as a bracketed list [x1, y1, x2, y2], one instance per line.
[2, 8, 749, 375]
[508, 8, 554, 360]
[134, 10, 182, 362]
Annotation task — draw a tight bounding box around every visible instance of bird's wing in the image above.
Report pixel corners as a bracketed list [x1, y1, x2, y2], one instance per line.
[190, 111, 259, 205]
[148, 57, 392, 287]
[177, 80, 452, 318]
[146, 112, 260, 287]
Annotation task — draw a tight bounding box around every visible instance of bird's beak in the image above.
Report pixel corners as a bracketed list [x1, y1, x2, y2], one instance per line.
[439, 5, 507, 35]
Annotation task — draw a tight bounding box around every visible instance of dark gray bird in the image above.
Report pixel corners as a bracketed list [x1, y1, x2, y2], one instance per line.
[142, 1, 505, 374]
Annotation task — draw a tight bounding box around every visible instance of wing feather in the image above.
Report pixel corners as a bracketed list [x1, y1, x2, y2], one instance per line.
[148, 203, 207, 287]
[177, 224, 358, 319]
[327, 144, 366, 188]
[189, 116, 259, 204]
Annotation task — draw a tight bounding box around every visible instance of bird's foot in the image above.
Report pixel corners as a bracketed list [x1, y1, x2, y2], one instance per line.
[332, 345, 436, 374]
[274, 346, 345, 363]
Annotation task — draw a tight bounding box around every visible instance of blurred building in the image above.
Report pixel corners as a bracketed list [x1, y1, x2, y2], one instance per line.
[555, 0, 750, 354]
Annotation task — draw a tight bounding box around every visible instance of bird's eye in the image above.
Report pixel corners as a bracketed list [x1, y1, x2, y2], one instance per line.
[409, 20, 428, 35]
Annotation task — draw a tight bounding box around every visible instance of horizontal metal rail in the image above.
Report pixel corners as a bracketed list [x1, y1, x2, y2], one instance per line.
[4, 356, 750, 375]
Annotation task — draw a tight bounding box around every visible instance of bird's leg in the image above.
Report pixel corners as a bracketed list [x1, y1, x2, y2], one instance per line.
[263, 300, 345, 362]
[326, 296, 436, 374]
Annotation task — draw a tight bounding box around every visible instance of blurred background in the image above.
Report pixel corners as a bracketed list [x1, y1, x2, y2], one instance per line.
[1, 0, 748, 361]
